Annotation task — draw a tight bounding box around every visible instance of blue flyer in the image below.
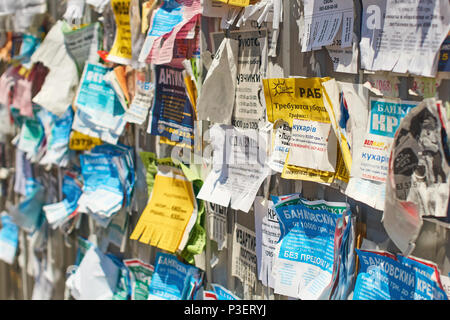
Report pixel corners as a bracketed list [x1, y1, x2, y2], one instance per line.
[148, 64, 194, 146]
[354, 249, 448, 300]
[148, 252, 201, 300]
[14, 178, 45, 233]
[147, 1, 183, 38]
[0, 213, 19, 264]
[43, 173, 83, 227]
[272, 198, 348, 299]
[211, 283, 240, 300]
[75, 63, 124, 117]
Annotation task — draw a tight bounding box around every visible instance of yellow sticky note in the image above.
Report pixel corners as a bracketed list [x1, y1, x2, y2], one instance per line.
[130, 170, 195, 253]
[69, 131, 103, 150]
[262, 77, 331, 127]
[108, 0, 132, 64]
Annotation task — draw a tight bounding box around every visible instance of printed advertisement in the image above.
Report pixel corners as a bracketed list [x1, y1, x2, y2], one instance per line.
[254, 197, 281, 288]
[211, 28, 268, 130]
[0, 213, 19, 264]
[286, 118, 337, 173]
[130, 167, 196, 253]
[272, 198, 348, 299]
[197, 124, 270, 213]
[63, 22, 101, 75]
[139, 0, 184, 63]
[438, 33, 450, 72]
[124, 70, 154, 125]
[43, 173, 82, 228]
[231, 223, 257, 292]
[267, 120, 291, 173]
[262, 77, 331, 127]
[206, 201, 228, 250]
[148, 252, 201, 300]
[301, 0, 353, 52]
[77, 152, 125, 225]
[282, 144, 348, 185]
[321, 79, 352, 173]
[108, 0, 132, 65]
[210, 283, 241, 300]
[326, 33, 358, 74]
[263, 77, 350, 183]
[202, 0, 228, 18]
[196, 37, 238, 124]
[124, 259, 154, 300]
[365, 74, 400, 97]
[354, 249, 448, 300]
[145, 0, 201, 65]
[360, 0, 450, 77]
[147, 64, 194, 147]
[216, 0, 250, 7]
[69, 131, 102, 151]
[72, 62, 126, 145]
[356, 98, 418, 183]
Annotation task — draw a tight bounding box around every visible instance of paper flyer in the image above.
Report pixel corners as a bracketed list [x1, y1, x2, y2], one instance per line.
[206, 201, 228, 251]
[210, 28, 268, 130]
[197, 124, 270, 213]
[130, 167, 196, 253]
[124, 70, 154, 125]
[69, 131, 103, 151]
[0, 212, 19, 264]
[124, 259, 154, 300]
[354, 249, 448, 300]
[286, 118, 337, 173]
[254, 197, 280, 288]
[360, 0, 450, 77]
[108, 0, 133, 65]
[148, 252, 201, 300]
[272, 197, 348, 299]
[356, 98, 419, 183]
[383, 99, 450, 255]
[267, 120, 291, 173]
[62, 22, 102, 75]
[144, 0, 202, 65]
[301, 0, 353, 52]
[231, 223, 258, 293]
[147, 64, 194, 147]
[262, 77, 331, 127]
[72, 62, 127, 145]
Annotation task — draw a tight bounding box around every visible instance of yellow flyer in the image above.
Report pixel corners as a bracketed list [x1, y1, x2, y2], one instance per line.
[130, 167, 196, 253]
[262, 77, 331, 126]
[108, 0, 133, 65]
[322, 79, 352, 173]
[282, 144, 350, 184]
[216, 0, 250, 7]
[69, 131, 103, 150]
[263, 76, 348, 183]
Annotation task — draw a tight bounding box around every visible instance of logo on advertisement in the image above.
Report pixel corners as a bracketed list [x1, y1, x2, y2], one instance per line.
[364, 139, 388, 150]
[272, 80, 294, 96]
